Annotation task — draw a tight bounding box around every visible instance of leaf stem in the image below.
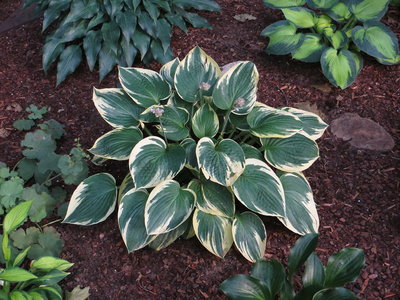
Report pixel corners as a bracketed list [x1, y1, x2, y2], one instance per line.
[42, 218, 63, 227]
[342, 15, 357, 31]
[158, 117, 169, 145]
[219, 111, 232, 139]
[142, 126, 152, 137]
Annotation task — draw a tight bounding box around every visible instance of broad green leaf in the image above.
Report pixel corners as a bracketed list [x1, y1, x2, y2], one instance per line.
[160, 58, 180, 86]
[292, 34, 327, 63]
[281, 107, 328, 140]
[56, 45, 82, 85]
[188, 179, 235, 218]
[248, 105, 302, 138]
[251, 259, 286, 297]
[232, 212, 267, 262]
[119, 67, 171, 108]
[99, 45, 118, 81]
[349, 0, 389, 21]
[282, 7, 317, 28]
[116, 11, 137, 42]
[212, 61, 258, 114]
[83, 30, 102, 71]
[145, 180, 195, 235]
[42, 0, 70, 31]
[307, 0, 339, 9]
[118, 189, 155, 251]
[93, 88, 144, 128]
[261, 20, 303, 55]
[156, 18, 172, 53]
[101, 22, 120, 55]
[303, 252, 325, 287]
[43, 38, 65, 73]
[193, 209, 233, 258]
[117, 173, 135, 204]
[196, 138, 245, 186]
[150, 39, 174, 65]
[241, 144, 264, 160]
[173, 0, 221, 11]
[4, 201, 32, 234]
[232, 159, 285, 217]
[312, 288, 357, 300]
[89, 127, 143, 160]
[229, 113, 250, 131]
[192, 104, 219, 138]
[148, 219, 189, 251]
[352, 22, 399, 64]
[220, 274, 268, 300]
[133, 29, 151, 58]
[278, 173, 319, 235]
[2, 233, 11, 262]
[63, 173, 117, 225]
[323, 29, 348, 49]
[174, 46, 221, 102]
[182, 11, 212, 29]
[287, 233, 319, 278]
[263, 0, 306, 9]
[325, 248, 365, 287]
[315, 15, 333, 34]
[320, 48, 358, 89]
[129, 136, 186, 188]
[13, 246, 31, 267]
[31, 256, 72, 271]
[0, 267, 37, 282]
[10, 290, 31, 300]
[157, 105, 190, 141]
[326, 2, 351, 21]
[121, 37, 137, 67]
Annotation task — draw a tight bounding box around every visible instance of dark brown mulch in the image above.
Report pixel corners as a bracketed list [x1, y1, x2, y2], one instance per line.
[0, 0, 399, 299]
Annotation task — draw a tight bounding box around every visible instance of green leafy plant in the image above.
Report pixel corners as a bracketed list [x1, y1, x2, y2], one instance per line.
[0, 201, 74, 299]
[24, 0, 221, 85]
[63, 46, 328, 261]
[262, 0, 400, 89]
[220, 233, 365, 300]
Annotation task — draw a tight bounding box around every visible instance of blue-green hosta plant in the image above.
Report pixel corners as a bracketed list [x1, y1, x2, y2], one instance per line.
[0, 201, 73, 299]
[262, 0, 400, 89]
[63, 46, 328, 262]
[221, 234, 365, 300]
[24, 0, 220, 85]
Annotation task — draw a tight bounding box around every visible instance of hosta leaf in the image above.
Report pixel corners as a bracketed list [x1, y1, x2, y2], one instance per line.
[326, 2, 351, 22]
[83, 30, 102, 72]
[99, 45, 118, 81]
[31, 256, 72, 271]
[4, 201, 32, 234]
[145, 180, 195, 235]
[248, 105, 302, 138]
[251, 259, 286, 297]
[156, 18, 172, 53]
[312, 288, 357, 300]
[281, 107, 328, 140]
[42, 0, 70, 31]
[241, 144, 264, 160]
[278, 173, 319, 235]
[150, 39, 174, 65]
[303, 252, 325, 287]
[232, 159, 285, 217]
[56, 45, 82, 85]
[292, 34, 327, 63]
[101, 22, 120, 55]
[196, 138, 246, 186]
[89, 127, 143, 160]
[121, 37, 137, 67]
[323, 29, 348, 50]
[174, 46, 221, 103]
[193, 209, 233, 258]
[182, 12, 212, 29]
[263, 0, 306, 9]
[93, 88, 144, 128]
[288, 233, 319, 277]
[118, 189, 154, 252]
[157, 105, 190, 141]
[261, 20, 303, 55]
[232, 212, 267, 262]
[282, 7, 317, 28]
[165, 13, 187, 32]
[349, 0, 389, 22]
[352, 22, 399, 64]
[133, 29, 151, 58]
[320, 48, 358, 89]
[325, 248, 365, 287]
[43, 39, 65, 73]
[148, 219, 189, 251]
[160, 58, 180, 86]
[117, 173, 135, 203]
[180, 138, 198, 170]
[174, 0, 221, 11]
[116, 11, 137, 42]
[63, 0, 98, 24]
[220, 274, 269, 300]
[229, 113, 250, 131]
[63, 174, 117, 225]
[306, 0, 339, 9]
[212, 62, 258, 114]
[0, 267, 37, 282]
[188, 179, 235, 218]
[129, 136, 186, 188]
[192, 103, 219, 138]
[119, 67, 171, 108]
[88, 12, 106, 30]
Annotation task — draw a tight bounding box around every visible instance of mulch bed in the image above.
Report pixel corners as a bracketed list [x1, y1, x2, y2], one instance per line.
[0, 0, 399, 299]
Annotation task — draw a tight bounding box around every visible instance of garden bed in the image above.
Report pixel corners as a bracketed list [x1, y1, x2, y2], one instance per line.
[0, 0, 399, 299]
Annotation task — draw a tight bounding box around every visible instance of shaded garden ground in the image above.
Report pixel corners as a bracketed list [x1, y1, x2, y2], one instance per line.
[0, 0, 399, 299]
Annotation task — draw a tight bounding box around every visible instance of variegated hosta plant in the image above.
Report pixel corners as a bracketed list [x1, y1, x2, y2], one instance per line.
[63, 47, 328, 262]
[262, 0, 400, 89]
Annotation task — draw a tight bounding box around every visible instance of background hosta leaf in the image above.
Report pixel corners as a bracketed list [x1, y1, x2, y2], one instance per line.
[307, 0, 339, 9]
[129, 137, 186, 188]
[180, 138, 199, 170]
[261, 20, 303, 55]
[83, 30, 102, 72]
[352, 22, 400, 64]
[312, 288, 357, 300]
[63, 173, 117, 225]
[193, 209, 233, 258]
[56, 45, 82, 86]
[197, 138, 245, 186]
[220, 274, 269, 300]
[320, 48, 358, 89]
[192, 104, 219, 138]
[278, 173, 319, 235]
[232, 212, 267, 262]
[89, 127, 143, 160]
[145, 180, 195, 235]
[174, 47, 221, 102]
[232, 159, 285, 217]
[263, 0, 306, 9]
[241, 145, 264, 160]
[160, 58, 180, 86]
[93, 88, 144, 128]
[251, 259, 285, 297]
[212, 62, 258, 114]
[349, 0, 389, 21]
[303, 252, 325, 288]
[247, 105, 302, 138]
[326, 2, 351, 21]
[325, 248, 365, 287]
[282, 7, 316, 28]
[261, 133, 319, 172]
[292, 33, 327, 63]
[287, 233, 319, 277]
[119, 67, 171, 108]
[118, 189, 154, 252]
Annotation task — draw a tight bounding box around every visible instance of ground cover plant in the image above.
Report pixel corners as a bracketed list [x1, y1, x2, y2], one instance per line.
[62, 46, 328, 262]
[262, 0, 400, 89]
[220, 233, 365, 300]
[24, 0, 221, 85]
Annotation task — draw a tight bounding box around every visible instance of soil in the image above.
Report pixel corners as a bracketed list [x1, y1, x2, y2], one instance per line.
[0, 0, 399, 299]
